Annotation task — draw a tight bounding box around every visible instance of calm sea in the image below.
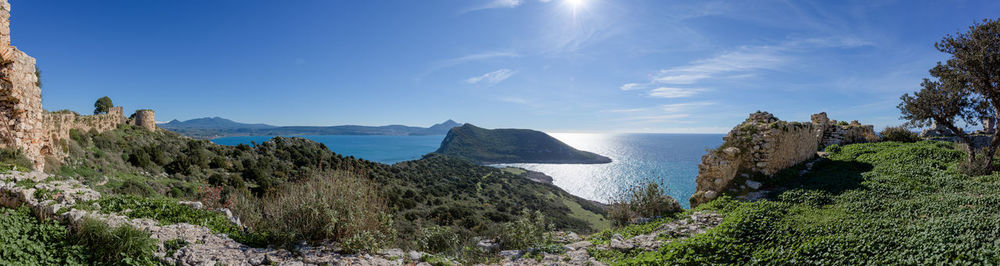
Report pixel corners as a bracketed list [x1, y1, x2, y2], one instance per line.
[212, 133, 724, 208]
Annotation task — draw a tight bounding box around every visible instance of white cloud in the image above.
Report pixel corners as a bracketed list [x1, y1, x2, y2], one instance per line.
[461, 0, 524, 13]
[466, 69, 517, 85]
[659, 102, 715, 112]
[619, 83, 643, 91]
[654, 49, 785, 85]
[648, 87, 704, 98]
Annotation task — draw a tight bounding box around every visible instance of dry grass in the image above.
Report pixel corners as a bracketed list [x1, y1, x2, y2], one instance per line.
[231, 170, 396, 252]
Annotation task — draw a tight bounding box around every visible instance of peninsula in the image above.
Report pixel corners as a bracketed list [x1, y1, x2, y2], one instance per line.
[434, 124, 612, 164]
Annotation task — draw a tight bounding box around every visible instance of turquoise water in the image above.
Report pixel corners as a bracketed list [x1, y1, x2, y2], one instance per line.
[212, 133, 723, 208]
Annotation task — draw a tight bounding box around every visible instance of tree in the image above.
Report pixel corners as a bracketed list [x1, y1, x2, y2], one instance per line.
[94, 96, 113, 115]
[899, 18, 1000, 169]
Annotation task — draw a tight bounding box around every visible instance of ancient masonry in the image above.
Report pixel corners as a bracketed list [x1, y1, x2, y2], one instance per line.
[689, 111, 879, 207]
[0, 0, 155, 169]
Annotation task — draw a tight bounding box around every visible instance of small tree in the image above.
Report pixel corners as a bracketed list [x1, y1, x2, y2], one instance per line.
[94, 96, 113, 115]
[899, 18, 1000, 169]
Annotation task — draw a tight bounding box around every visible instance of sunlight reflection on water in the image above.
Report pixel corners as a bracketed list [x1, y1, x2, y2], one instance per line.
[494, 133, 723, 208]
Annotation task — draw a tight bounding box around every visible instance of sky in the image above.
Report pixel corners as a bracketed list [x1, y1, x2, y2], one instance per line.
[11, 0, 1000, 133]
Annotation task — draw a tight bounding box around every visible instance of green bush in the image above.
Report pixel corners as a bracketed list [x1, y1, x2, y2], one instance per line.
[607, 181, 683, 227]
[70, 218, 158, 264]
[880, 126, 922, 143]
[498, 209, 553, 250]
[0, 148, 35, 172]
[417, 225, 463, 254]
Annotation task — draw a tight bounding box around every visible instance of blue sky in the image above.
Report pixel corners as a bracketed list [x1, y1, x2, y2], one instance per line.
[12, 0, 1000, 133]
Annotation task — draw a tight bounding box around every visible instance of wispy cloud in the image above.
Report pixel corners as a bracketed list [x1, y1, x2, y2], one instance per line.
[420, 51, 520, 80]
[461, 0, 524, 13]
[648, 87, 705, 98]
[618, 36, 871, 93]
[659, 102, 715, 112]
[619, 83, 644, 91]
[466, 69, 517, 85]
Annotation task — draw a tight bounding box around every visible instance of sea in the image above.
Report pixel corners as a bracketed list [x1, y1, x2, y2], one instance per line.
[212, 133, 724, 208]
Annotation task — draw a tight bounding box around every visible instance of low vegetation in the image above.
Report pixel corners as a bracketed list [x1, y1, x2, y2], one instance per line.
[47, 125, 606, 258]
[0, 206, 156, 265]
[605, 141, 1000, 264]
[879, 126, 922, 143]
[606, 180, 682, 227]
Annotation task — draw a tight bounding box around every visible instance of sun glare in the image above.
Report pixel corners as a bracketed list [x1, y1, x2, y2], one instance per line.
[566, 0, 586, 9]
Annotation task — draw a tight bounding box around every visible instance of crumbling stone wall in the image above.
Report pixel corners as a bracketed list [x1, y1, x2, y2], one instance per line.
[0, 0, 44, 168]
[40, 107, 130, 158]
[690, 111, 878, 207]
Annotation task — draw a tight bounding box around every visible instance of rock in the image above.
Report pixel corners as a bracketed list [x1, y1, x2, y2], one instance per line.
[745, 180, 762, 190]
[408, 250, 423, 261]
[722, 147, 740, 156]
[178, 201, 203, 209]
[499, 250, 524, 260]
[476, 239, 498, 252]
[565, 241, 592, 250]
[703, 190, 718, 200]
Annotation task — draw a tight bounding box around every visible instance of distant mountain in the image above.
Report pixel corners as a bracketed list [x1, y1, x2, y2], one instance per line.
[434, 124, 612, 164]
[160, 117, 461, 139]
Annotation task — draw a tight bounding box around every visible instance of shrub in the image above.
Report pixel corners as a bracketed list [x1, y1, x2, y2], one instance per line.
[70, 217, 158, 264]
[607, 180, 682, 227]
[230, 171, 396, 252]
[417, 225, 463, 254]
[880, 126, 921, 143]
[497, 209, 553, 250]
[0, 148, 35, 172]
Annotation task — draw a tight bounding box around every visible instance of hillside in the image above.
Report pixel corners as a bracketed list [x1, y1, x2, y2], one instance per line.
[160, 117, 461, 138]
[434, 124, 612, 164]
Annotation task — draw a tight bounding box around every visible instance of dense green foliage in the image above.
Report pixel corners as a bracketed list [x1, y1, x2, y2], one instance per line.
[879, 126, 922, 143]
[0, 207, 87, 265]
[0, 207, 156, 265]
[434, 124, 612, 164]
[93, 96, 113, 115]
[54, 125, 606, 253]
[610, 141, 1000, 264]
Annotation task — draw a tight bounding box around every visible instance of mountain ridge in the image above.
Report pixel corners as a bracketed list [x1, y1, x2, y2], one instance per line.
[160, 117, 461, 138]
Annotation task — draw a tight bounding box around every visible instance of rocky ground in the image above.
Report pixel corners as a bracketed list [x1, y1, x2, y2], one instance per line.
[0, 170, 724, 265]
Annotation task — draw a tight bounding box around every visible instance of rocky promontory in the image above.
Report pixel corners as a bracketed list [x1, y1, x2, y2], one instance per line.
[434, 124, 612, 164]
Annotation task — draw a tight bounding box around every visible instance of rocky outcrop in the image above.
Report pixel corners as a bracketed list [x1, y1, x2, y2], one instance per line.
[690, 111, 878, 207]
[920, 121, 959, 138]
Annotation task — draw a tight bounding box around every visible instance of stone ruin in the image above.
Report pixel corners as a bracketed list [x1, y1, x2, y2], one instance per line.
[689, 111, 879, 207]
[920, 121, 958, 138]
[0, 0, 156, 169]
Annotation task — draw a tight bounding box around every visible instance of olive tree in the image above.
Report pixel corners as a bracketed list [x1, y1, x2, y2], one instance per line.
[94, 96, 113, 115]
[899, 19, 1000, 169]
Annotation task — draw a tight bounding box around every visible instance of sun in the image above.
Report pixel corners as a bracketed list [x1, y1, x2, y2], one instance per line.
[565, 0, 586, 9]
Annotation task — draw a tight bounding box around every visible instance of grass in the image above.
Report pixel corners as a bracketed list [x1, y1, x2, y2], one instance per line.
[604, 140, 1000, 265]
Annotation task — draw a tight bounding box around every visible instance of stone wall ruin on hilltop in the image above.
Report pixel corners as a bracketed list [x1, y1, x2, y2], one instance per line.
[689, 111, 879, 207]
[0, 0, 156, 169]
